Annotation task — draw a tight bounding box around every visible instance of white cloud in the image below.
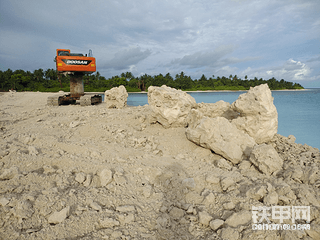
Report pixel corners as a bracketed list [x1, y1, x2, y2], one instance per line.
[239, 59, 312, 81]
[283, 59, 311, 80]
[264, 59, 312, 81]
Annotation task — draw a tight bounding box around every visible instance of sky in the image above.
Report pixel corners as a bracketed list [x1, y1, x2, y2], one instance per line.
[0, 0, 320, 88]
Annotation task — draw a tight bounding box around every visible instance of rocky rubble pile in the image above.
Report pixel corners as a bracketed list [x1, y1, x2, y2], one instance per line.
[149, 84, 279, 165]
[0, 89, 319, 240]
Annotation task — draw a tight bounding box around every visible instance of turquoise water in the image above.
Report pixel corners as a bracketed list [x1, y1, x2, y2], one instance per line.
[127, 89, 320, 149]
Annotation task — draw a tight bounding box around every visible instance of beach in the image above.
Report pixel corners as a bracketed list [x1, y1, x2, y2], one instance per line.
[0, 91, 319, 239]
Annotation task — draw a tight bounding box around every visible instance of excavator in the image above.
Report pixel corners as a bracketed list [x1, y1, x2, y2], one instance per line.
[47, 49, 102, 106]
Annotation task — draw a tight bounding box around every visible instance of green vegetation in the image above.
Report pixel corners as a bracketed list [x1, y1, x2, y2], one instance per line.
[0, 69, 304, 92]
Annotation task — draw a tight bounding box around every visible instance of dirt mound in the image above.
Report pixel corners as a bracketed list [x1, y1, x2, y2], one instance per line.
[0, 92, 319, 240]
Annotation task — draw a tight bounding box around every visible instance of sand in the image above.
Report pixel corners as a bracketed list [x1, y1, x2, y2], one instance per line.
[0, 92, 319, 240]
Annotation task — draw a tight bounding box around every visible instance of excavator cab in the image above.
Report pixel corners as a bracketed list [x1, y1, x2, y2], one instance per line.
[55, 49, 96, 73]
[58, 50, 70, 56]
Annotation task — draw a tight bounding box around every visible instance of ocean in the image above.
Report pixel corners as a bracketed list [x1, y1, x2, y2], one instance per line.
[127, 89, 320, 149]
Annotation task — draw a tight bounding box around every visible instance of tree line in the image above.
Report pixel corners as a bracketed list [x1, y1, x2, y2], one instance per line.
[0, 68, 304, 92]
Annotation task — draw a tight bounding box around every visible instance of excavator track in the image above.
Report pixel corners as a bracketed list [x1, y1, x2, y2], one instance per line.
[47, 94, 102, 106]
[80, 94, 102, 106]
[47, 95, 64, 106]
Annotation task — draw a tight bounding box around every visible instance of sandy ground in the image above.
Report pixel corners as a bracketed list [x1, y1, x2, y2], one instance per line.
[0, 92, 319, 240]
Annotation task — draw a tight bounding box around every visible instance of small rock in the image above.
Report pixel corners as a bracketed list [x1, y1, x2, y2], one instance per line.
[0, 197, 10, 206]
[287, 135, 296, 144]
[185, 192, 204, 204]
[204, 192, 216, 204]
[198, 211, 212, 226]
[116, 205, 135, 213]
[169, 207, 185, 220]
[48, 206, 70, 224]
[0, 166, 19, 180]
[22, 136, 35, 144]
[69, 121, 80, 128]
[225, 210, 252, 228]
[210, 219, 224, 231]
[205, 174, 220, 184]
[142, 185, 153, 198]
[90, 201, 102, 211]
[305, 223, 320, 240]
[111, 231, 122, 239]
[99, 217, 120, 228]
[118, 213, 135, 225]
[220, 177, 235, 191]
[83, 174, 92, 187]
[124, 213, 135, 224]
[220, 227, 239, 240]
[90, 151, 101, 158]
[182, 178, 196, 189]
[43, 165, 56, 174]
[223, 202, 235, 210]
[264, 191, 279, 205]
[114, 166, 124, 175]
[216, 158, 232, 170]
[28, 146, 38, 156]
[186, 205, 194, 214]
[13, 200, 34, 221]
[98, 168, 113, 186]
[75, 172, 86, 184]
[238, 160, 252, 170]
[246, 185, 267, 201]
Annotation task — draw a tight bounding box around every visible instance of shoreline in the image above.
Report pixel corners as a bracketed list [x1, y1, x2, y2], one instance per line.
[127, 88, 307, 94]
[5, 88, 309, 94]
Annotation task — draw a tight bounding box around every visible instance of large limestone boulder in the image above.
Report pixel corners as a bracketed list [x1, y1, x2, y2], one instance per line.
[197, 101, 239, 120]
[185, 100, 239, 129]
[148, 85, 197, 128]
[231, 84, 278, 144]
[104, 85, 128, 109]
[186, 116, 256, 164]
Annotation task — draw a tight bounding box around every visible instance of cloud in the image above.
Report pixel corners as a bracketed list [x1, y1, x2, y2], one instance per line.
[282, 59, 311, 81]
[239, 59, 312, 81]
[307, 55, 320, 63]
[170, 45, 259, 70]
[171, 45, 235, 68]
[265, 59, 311, 81]
[0, 0, 319, 86]
[103, 47, 151, 70]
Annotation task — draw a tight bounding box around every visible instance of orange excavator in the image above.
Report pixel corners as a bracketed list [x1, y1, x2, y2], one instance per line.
[47, 49, 102, 106]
